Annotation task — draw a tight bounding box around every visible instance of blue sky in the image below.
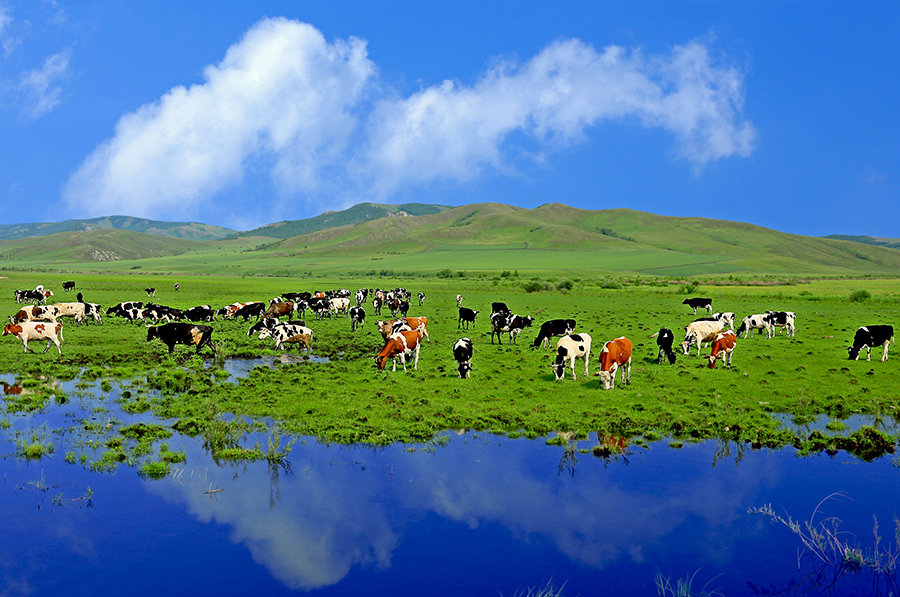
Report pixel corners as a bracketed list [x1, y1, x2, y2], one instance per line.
[1, 1, 897, 237]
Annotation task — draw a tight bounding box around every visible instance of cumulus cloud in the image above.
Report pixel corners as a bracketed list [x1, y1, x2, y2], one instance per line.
[64, 19, 755, 221]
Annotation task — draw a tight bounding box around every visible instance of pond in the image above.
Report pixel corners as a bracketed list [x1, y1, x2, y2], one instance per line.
[1, 373, 899, 596]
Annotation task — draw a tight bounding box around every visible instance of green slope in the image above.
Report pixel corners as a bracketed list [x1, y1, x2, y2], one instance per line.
[0, 215, 235, 241]
[0, 229, 202, 264]
[823, 234, 900, 250]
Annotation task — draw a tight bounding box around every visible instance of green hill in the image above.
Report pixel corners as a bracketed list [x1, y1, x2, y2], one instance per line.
[0, 229, 202, 264]
[236, 202, 450, 239]
[0, 215, 235, 242]
[823, 234, 900, 250]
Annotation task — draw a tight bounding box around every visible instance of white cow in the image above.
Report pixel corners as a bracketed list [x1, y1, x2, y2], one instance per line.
[681, 320, 726, 355]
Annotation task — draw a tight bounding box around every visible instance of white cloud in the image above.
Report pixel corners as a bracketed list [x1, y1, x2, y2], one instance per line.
[64, 20, 755, 220]
[17, 48, 69, 119]
[64, 17, 374, 220]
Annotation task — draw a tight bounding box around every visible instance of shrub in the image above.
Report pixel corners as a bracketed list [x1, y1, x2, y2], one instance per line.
[848, 289, 871, 302]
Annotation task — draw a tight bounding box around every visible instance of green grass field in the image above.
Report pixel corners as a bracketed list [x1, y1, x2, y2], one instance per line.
[0, 271, 897, 470]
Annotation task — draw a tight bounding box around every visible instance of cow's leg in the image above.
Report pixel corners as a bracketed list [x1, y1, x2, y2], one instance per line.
[413, 345, 420, 371]
[623, 358, 631, 385]
[883, 341, 890, 362]
[570, 358, 576, 381]
[866, 346, 872, 361]
[583, 352, 590, 378]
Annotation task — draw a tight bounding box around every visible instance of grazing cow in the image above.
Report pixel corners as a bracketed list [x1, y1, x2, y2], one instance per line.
[551, 333, 592, 380]
[710, 312, 735, 330]
[707, 330, 737, 368]
[263, 301, 296, 320]
[765, 311, 796, 338]
[147, 322, 214, 355]
[375, 328, 424, 372]
[349, 306, 366, 331]
[649, 328, 677, 364]
[308, 297, 330, 320]
[683, 297, 713, 315]
[490, 313, 534, 344]
[11, 305, 60, 324]
[16, 289, 53, 304]
[458, 307, 478, 330]
[531, 319, 577, 349]
[595, 337, 633, 390]
[281, 333, 312, 353]
[62, 281, 76, 292]
[145, 287, 156, 297]
[3, 321, 63, 354]
[681, 319, 726, 355]
[848, 325, 894, 362]
[247, 318, 305, 336]
[107, 301, 143, 318]
[453, 337, 474, 378]
[258, 323, 313, 351]
[417, 292, 426, 306]
[173, 283, 180, 291]
[736, 314, 773, 339]
[52, 302, 88, 325]
[456, 294, 463, 307]
[182, 305, 214, 322]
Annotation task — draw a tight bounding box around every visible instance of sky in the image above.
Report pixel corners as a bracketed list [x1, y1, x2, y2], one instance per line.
[0, 1, 897, 237]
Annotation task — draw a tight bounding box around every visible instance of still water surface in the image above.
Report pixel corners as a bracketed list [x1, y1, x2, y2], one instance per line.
[1, 373, 899, 596]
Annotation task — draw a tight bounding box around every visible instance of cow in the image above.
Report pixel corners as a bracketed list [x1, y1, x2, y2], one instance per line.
[453, 337, 474, 378]
[329, 297, 351, 317]
[396, 299, 410, 318]
[458, 307, 478, 330]
[491, 302, 510, 316]
[417, 292, 426, 306]
[707, 330, 737, 368]
[551, 333, 592, 380]
[736, 314, 773, 339]
[234, 302, 266, 321]
[683, 297, 713, 315]
[308, 297, 330, 320]
[75, 293, 102, 324]
[258, 323, 313, 351]
[848, 325, 894, 362]
[182, 305, 214, 322]
[765, 311, 796, 338]
[531, 319, 577, 349]
[281, 332, 312, 353]
[377, 319, 409, 340]
[372, 296, 384, 316]
[3, 321, 63, 354]
[62, 281, 76, 292]
[107, 301, 143, 318]
[52, 302, 88, 325]
[681, 319, 726, 355]
[173, 283, 180, 292]
[349, 306, 366, 332]
[145, 287, 156, 297]
[710, 312, 735, 330]
[11, 305, 60, 324]
[456, 294, 463, 307]
[124, 308, 145, 323]
[649, 328, 677, 364]
[15, 289, 52, 304]
[595, 337, 633, 390]
[147, 322, 214, 355]
[263, 301, 296, 320]
[375, 327, 424, 372]
[400, 317, 429, 341]
[247, 318, 305, 336]
[490, 313, 534, 344]
[356, 289, 368, 307]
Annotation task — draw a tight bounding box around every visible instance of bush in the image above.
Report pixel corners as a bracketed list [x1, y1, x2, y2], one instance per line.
[848, 289, 871, 302]
[523, 281, 548, 293]
[556, 280, 573, 291]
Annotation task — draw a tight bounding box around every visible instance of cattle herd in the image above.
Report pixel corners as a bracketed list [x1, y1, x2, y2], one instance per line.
[1, 285, 895, 389]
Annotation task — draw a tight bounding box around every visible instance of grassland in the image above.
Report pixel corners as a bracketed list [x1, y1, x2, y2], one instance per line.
[0, 270, 897, 470]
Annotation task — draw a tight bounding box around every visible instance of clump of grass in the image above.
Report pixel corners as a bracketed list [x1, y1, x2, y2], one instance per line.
[849, 289, 871, 302]
[505, 579, 567, 596]
[139, 461, 169, 479]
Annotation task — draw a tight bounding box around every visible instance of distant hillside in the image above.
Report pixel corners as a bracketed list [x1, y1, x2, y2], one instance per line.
[823, 234, 900, 250]
[0, 229, 201, 263]
[0, 215, 235, 242]
[236, 202, 450, 239]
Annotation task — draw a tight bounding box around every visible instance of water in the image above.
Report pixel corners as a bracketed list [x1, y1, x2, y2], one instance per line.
[2, 374, 899, 595]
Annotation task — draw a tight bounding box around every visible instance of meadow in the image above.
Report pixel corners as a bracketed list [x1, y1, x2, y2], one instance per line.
[0, 270, 898, 472]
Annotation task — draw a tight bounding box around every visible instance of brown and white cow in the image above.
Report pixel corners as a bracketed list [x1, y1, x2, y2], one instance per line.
[681, 320, 726, 356]
[595, 337, 632, 390]
[707, 330, 737, 368]
[11, 304, 60, 324]
[375, 328, 424, 372]
[3, 321, 63, 354]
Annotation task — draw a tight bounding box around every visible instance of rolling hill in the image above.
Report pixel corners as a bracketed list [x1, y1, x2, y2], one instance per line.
[823, 234, 900, 250]
[0, 215, 235, 242]
[0, 229, 202, 263]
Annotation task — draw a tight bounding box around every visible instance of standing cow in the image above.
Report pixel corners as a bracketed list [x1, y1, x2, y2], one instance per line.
[707, 330, 737, 368]
[848, 325, 894, 362]
[3, 321, 64, 354]
[147, 323, 214, 355]
[551, 333, 592, 380]
[595, 337, 632, 390]
[453, 338, 474, 378]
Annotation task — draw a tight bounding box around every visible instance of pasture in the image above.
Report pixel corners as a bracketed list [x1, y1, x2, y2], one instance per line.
[0, 271, 898, 462]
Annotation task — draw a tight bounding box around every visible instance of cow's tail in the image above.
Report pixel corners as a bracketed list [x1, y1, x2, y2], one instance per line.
[648, 331, 660, 339]
[56, 324, 64, 342]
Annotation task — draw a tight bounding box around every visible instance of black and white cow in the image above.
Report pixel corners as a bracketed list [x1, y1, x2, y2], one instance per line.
[531, 319, 577, 349]
[458, 307, 479, 330]
[650, 328, 677, 364]
[173, 283, 180, 291]
[490, 312, 534, 344]
[107, 301, 143, 318]
[147, 322, 214, 355]
[145, 287, 156, 297]
[356, 289, 368, 307]
[848, 325, 894, 362]
[258, 322, 314, 351]
[736, 313, 773, 339]
[765, 311, 796, 338]
[247, 318, 305, 337]
[349, 306, 366, 332]
[453, 337, 474, 378]
[417, 292, 426, 306]
[682, 297, 713, 315]
[182, 305, 214, 322]
[551, 333, 592, 380]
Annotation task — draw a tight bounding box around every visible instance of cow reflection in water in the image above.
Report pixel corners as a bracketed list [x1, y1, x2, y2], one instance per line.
[555, 432, 631, 476]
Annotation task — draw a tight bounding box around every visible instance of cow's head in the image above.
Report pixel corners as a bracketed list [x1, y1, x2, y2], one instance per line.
[847, 345, 861, 360]
[3, 323, 22, 336]
[707, 353, 721, 368]
[457, 361, 471, 379]
[257, 328, 273, 340]
[146, 326, 159, 342]
[595, 366, 618, 390]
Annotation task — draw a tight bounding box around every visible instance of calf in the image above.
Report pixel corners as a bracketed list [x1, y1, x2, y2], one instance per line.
[280, 332, 312, 353]
[551, 333, 592, 380]
[649, 328, 677, 364]
[707, 330, 737, 368]
[62, 281, 76, 292]
[349, 306, 366, 331]
[3, 321, 63, 354]
[147, 322, 214, 354]
[595, 337, 633, 390]
[736, 314, 773, 339]
[458, 307, 478, 330]
[173, 283, 180, 291]
[490, 313, 533, 344]
[258, 323, 313, 351]
[372, 296, 384, 315]
[375, 328, 423, 372]
[681, 320, 725, 355]
[848, 325, 894, 362]
[531, 319, 577, 349]
[765, 311, 796, 338]
[453, 337, 474, 378]
[683, 297, 713, 315]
